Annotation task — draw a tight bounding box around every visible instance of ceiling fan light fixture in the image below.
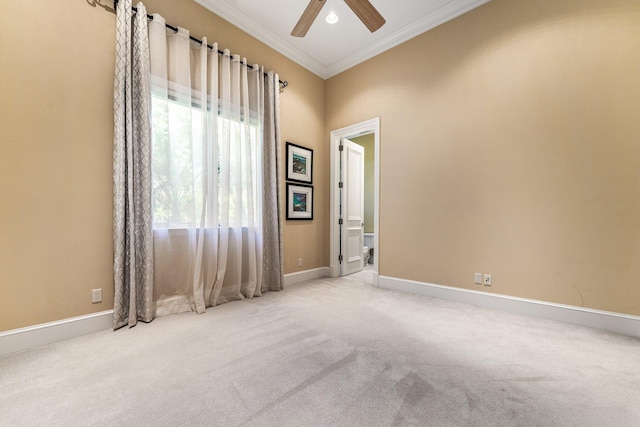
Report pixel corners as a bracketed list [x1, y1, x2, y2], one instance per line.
[291, 0, 384, 37]
[325, 11, 339, 24]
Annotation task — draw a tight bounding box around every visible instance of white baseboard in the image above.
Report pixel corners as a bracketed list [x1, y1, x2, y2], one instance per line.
[0, 310, 113, 356]
[379, 276, 640, 339]
[284, 267, 330, 287]
[7, 274, 633, 356]
[0, 268, 331, 356]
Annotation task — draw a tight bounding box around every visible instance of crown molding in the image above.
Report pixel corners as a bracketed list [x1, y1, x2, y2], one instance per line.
[324, 0, 491, 78]
[194, 0, 328, 77]
[194, 0, 491, 80]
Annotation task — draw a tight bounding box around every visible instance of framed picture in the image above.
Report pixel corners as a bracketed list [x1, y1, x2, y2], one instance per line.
[286, 142, 313, 184]
[286, 184, 313, 220]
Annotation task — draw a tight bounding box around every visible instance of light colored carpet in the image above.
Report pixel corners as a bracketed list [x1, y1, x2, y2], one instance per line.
[1, 271, 639, 426]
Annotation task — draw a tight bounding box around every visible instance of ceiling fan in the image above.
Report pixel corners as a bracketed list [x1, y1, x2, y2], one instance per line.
[291, 0, 386, 37]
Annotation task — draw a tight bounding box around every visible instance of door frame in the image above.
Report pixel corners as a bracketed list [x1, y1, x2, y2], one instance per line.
[329, 117, 380, 285]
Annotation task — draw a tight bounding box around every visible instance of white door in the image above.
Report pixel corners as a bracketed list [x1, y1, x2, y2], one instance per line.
[340, 138, 365, 276]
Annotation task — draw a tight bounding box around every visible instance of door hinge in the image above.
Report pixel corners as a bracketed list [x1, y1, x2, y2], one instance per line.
[339, 144, 344, 152]
[338, 218, 343, 225]
[338, 254, 343, 263]
[339, 182, 343, 188]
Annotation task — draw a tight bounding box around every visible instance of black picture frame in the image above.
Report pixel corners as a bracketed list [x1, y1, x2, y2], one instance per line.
[286, 183, 314, 220]
[286, 142, 313, 184]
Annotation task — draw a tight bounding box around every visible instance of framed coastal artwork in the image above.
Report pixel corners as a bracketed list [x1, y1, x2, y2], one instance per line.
[286, 184, 313, 220]
[286, 142, 313, 184]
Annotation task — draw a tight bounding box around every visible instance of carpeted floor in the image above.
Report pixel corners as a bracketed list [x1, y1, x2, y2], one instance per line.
[1, 270, 639, 426]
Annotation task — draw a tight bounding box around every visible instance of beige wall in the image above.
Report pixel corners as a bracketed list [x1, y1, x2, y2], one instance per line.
[2, 0, 639, 332]
[326, 0, 640, 315]
[351, 134, 375, 234]
[0, 0, 327, 331]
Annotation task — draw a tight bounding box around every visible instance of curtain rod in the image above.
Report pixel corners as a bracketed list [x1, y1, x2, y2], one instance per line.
[113, 1, 289, 92]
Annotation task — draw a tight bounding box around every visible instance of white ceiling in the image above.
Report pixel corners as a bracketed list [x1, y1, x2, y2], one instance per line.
[194, 0, 491, 79]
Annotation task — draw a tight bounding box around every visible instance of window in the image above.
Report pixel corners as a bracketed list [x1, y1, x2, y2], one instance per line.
[150, 92, 260, 229]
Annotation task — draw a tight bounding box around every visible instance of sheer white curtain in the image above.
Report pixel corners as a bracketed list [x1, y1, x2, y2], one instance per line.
[147, 15, 280, 316]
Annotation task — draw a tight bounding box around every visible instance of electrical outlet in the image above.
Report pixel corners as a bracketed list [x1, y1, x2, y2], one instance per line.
[297, 258, 303, 267]
[483, 274, 492, 286]
[91, 288, 102, 304]
[474, 273, 482, 284]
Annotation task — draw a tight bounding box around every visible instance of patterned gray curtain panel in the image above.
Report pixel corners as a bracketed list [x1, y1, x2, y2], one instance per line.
[112, 0, 153, 329]
[262, 71, 285, 292]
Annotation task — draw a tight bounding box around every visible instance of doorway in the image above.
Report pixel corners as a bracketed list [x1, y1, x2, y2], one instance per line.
[330, 118, 380, 286]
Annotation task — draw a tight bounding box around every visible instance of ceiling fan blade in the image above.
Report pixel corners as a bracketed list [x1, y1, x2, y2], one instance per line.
[291, 0, 328, 37]
[343, 0, 386, 33]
